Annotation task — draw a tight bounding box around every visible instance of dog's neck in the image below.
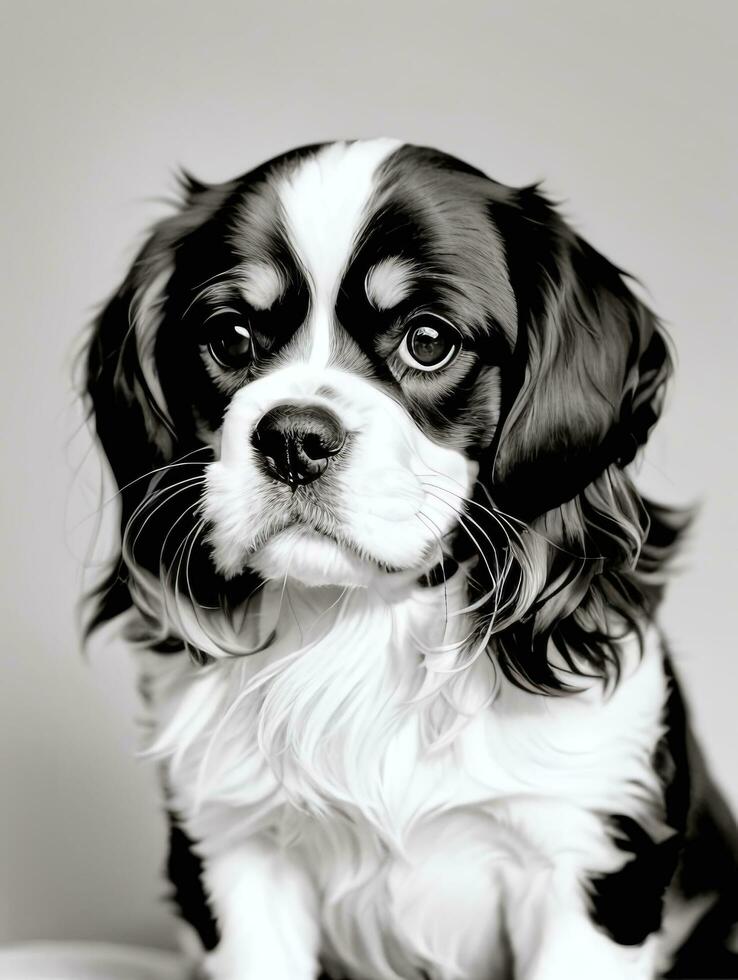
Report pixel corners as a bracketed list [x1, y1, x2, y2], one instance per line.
[144, 561, 657, 855]
[250, 567, 462, 654]
[144, 565, 500, 824]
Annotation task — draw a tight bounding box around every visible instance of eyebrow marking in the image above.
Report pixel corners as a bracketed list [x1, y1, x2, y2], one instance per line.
[238, 262, 285, 310]
[365, 257, 418, 311]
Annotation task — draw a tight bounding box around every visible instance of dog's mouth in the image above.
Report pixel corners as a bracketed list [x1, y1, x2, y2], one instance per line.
[247, 505, 343, 553]
[205, 454, 461, 586]
[245, 520, 416, 586]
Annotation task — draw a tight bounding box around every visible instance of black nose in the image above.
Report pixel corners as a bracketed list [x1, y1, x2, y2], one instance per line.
[251, 403, 346, 488]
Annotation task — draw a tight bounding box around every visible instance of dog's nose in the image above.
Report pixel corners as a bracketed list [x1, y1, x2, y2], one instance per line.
[251, 403, 346, 488]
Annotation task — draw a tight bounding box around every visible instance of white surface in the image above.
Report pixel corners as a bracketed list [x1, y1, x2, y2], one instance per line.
[0, 943, 186, 980]
[0, 0, 735, 952]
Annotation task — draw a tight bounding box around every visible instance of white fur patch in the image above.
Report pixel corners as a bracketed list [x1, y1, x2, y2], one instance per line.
[274, 139, 400, 367]
[203, 842, 320, 980]
[238, 261, 285, 310]
[365, 256, 418, 311]
[139, 572, 669, 980]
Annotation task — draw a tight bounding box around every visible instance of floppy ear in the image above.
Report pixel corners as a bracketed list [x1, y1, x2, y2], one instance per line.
[490, 187, 671, 521]
[462, 187, 684, 693]
[85, 245, 174, 492]
[83, 175, 235, 629]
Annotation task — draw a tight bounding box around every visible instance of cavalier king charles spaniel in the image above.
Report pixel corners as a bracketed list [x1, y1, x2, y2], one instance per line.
[84, 139, 738, 979]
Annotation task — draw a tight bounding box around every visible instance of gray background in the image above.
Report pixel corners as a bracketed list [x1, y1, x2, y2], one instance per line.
[1, 0, 736, 950]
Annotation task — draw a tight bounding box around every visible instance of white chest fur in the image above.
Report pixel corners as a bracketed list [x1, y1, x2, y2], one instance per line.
[139, 575, 669, 980]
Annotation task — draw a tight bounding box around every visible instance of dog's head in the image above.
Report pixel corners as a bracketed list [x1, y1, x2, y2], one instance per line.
[85, 139, 680, 687]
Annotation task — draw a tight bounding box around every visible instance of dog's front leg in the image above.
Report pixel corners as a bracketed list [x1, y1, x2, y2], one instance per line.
[201, 838, 321, 980]
[506, 868, 660, 980]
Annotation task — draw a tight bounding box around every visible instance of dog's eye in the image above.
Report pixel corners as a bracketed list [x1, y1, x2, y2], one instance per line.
[399, 314, 461, 372]
[206, 316, 253, 370]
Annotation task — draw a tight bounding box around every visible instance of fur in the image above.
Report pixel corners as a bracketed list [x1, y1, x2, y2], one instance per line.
[83, 140, 738, 979]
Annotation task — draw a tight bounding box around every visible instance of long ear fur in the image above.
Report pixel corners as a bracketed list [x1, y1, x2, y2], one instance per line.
[490, 187, 670, 518]
[83, 177, 235, 631]
[468, 187, 688, 692]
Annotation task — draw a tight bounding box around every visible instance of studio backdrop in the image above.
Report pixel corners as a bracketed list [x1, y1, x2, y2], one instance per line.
[0, 0, 735, 952]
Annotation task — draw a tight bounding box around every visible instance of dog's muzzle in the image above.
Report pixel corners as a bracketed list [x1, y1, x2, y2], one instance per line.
[251, 402, 346, 489]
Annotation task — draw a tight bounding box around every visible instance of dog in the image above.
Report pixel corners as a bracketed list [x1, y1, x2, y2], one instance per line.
[83, 139, 738, 979]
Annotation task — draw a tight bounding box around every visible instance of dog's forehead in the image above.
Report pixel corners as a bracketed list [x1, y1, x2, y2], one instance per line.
[225, 140, 517, 340]
[270, 139, 401, 298]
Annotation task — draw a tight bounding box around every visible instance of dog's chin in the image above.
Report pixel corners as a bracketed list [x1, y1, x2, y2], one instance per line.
[246, 527, 392, 588]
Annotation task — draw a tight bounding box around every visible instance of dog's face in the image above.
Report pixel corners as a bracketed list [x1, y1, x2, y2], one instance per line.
[194, 139, 518, 587]
[86, 139, 673, 685]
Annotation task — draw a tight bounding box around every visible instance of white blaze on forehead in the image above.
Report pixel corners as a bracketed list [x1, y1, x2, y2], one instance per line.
[238, 262, 285, 310]
[365, 256, 418, 311]
[274, 138, 401, 365]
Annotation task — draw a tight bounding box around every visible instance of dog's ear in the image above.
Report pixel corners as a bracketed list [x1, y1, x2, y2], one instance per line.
[464, 187, 682, 692]
[489, 187, 671, 520]
[85, 245, 173, 492]
[83, 174, 234, 628]
[85, 173, 231, 482]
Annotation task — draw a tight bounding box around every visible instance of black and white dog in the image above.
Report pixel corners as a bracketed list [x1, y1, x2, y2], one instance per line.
[84, 140, 738, 979]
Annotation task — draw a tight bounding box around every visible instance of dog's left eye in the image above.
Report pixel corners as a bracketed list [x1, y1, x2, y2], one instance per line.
[206, 316, 254, 370]
[399, 313, 461, 372]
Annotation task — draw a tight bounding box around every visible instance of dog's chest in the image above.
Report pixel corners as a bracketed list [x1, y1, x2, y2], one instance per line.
[141, 585, 668, 980]
[292, 801, 514, 979]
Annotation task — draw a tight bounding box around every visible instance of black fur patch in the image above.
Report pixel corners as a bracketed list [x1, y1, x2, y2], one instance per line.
[589, 814, 681, 946]
[663, 662, 738, 977]
[588, 653, 738, 969]
[166, 813, 220, 952]
[587, 649, 687, 946]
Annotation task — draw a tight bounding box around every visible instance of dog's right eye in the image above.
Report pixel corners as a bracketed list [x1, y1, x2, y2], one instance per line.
[205, 314, 254, 370]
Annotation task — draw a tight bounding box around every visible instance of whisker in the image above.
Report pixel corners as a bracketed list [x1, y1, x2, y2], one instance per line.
[74, 457, 210, 534]
[156, 488, 206, 569]
[125, 472, 204, 535]
[422, 487, 534, 633]
[113, 444, 211, 498]
[415, 511, 450, 633]
[423, 489, 501, 607]
[168, 517, 209, 631]
[423, 479, 605, 562]
[124, 477, 206, 561]
[421, 483, 509, 582]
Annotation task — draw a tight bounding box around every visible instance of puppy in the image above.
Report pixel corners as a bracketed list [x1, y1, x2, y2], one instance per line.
[84, 139, 738, 979]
